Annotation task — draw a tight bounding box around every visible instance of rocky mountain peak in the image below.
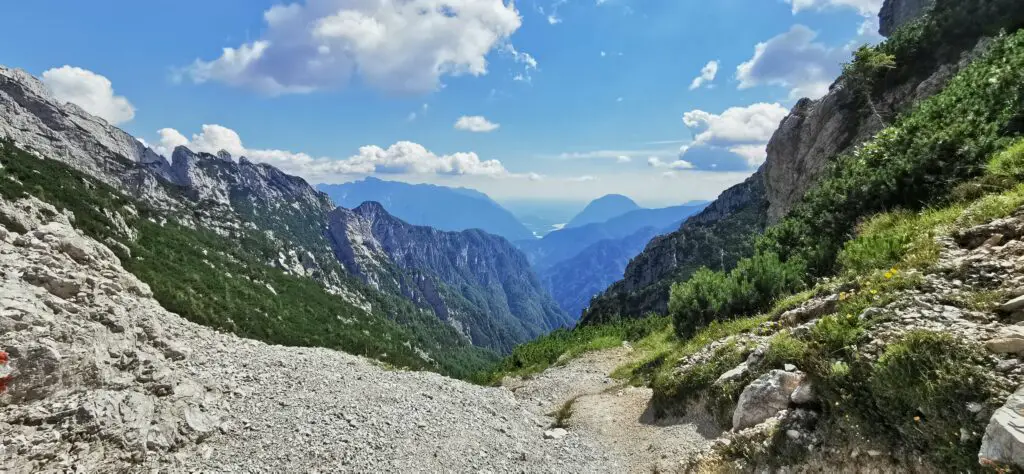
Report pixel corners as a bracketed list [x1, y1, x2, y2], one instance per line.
[216, 150, 233, 162]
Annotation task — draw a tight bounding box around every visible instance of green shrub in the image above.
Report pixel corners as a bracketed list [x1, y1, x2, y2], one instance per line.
[487, 315, 670, 382]
[870, 331, 994, 471]
[762, 332, 810, 369]
[987, 139, 1024, 181]
[650, 340, 749, 419]
[671, 253, 805, 338]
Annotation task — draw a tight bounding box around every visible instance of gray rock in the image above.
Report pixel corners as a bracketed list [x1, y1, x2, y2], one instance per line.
[790, 380, 816, 405]
[879, 0, 936, 37]
[986, 327, 1024, 354]
[1001, 295, 1024, 313]
[980, 386, 1024, 467]
[544, 428, 568, 440]
[732, 370, 804, 431]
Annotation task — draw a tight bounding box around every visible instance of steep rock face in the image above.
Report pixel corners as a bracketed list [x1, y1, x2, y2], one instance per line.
[327, 202, 571, 352]
[0, 66, 178, 208]
[879, 0, 936, 37]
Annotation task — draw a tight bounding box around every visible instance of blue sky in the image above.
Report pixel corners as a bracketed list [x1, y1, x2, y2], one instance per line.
[0, 0, 880, 206]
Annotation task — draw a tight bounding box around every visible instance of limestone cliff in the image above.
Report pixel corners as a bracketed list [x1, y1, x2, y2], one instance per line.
[327, 202, 572, 352]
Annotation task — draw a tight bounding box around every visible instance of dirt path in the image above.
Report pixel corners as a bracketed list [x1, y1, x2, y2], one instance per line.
[505, 345, 718, 473]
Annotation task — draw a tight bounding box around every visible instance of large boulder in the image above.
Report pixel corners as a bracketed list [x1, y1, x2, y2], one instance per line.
[980, 386, 1024, 467]
[732, 370, 804, 430]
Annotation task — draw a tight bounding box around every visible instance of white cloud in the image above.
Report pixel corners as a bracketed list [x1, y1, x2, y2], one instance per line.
[728, 144, 769, 168]
[41, 66, 136, 124]
[688, 60, 719, 91]
[153, 124, 511, 180]
[736, 25, 846, 99]
[647, 156, 695, 170]
[600, 51, 607, 57]
[785, 0, 883, 16]
[681, 103, 788, 169]
[568, 175, 596, 182]
[683, 103, 789, 147]
[454, 115, 500, 132]
[547, 15, 561, 24]
[183, 0, 527, 94]
[554, 148, 680, 161]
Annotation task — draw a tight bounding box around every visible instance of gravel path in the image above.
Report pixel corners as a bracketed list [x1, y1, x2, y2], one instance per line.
[506, 347, 716, 473]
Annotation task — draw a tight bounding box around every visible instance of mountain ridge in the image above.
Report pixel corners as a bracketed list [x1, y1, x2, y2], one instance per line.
[318, 177, 534, 242]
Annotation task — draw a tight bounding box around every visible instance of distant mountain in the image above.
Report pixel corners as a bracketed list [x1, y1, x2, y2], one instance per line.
[538, 224, 675, 319]
[517, 203, 710, 271]
[564, 194, 641, 229]
[318, 178, 533, 242]
[327, 202, 572, 352]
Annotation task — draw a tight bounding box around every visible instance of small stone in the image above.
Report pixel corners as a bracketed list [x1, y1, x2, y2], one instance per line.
[543, 428, 568, 440]
[996, 359, 1020, 373]
[967, 402, 984, 413]
[984, 234, 1006, 248]
[785, 429, 801, 440]
[784, 363, 797, 372]
[867, 450, 882, 457]
[790, 381, 815, 405]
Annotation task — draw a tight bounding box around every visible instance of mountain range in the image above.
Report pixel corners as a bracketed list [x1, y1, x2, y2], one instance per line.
[0, 65, 564, 360]
[319, 178, 534, 242]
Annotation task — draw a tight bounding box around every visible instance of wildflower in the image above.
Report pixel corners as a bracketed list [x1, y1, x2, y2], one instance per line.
[839, 292, 849, 301]
[870, 289, 878, 295]
[914, 416, 921, 422]
[0, 351, 7, 364]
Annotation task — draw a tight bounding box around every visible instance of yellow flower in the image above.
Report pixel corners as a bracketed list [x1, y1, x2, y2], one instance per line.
[870, 289, 878, 295]
[884, 271, 893, 279]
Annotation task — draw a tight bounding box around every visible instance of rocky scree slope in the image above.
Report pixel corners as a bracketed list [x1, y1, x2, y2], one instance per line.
[582, 0, 1014, 324]
[328, 202, 572, 353]
[0, 195, 613, 473]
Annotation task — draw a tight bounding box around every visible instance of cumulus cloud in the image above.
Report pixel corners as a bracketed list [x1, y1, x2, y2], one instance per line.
[152, 124, 511, 180]
[683, 103, 789, 147]
[736, 25, 846, 99]
[41, 66, 136, 124]
[454, 115, 500, 132]
[647, 156, 695, 170]
[688, 60, 719, 90]
[616, 155, 631, 163]
[182, 0, 527, 94]
[680, 102, 788, 169]
[785, 0, 882, 16]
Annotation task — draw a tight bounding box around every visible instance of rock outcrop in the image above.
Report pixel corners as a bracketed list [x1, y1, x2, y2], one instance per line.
[327, 202, 572, 352]
[980, 386, 1024, 467]
[732, 370, 804, 431]
[879, 0, 937, 37]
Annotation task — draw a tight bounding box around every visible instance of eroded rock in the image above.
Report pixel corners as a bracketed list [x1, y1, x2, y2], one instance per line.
[732, 370, 804, 431]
